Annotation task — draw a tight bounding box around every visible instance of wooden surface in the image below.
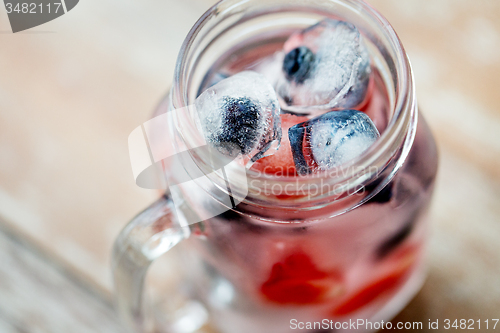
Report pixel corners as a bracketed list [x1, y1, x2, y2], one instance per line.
[0, 0, 499, 331]
[0, 220, 125, 332]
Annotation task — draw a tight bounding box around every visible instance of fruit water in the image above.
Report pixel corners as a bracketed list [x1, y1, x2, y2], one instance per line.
[156, 21, 439, 333]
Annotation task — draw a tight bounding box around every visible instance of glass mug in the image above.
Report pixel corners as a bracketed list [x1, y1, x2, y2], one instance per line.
[112, 0, 438, 332]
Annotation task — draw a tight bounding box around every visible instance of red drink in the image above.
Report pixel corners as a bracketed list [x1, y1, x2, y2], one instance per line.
[175, 28, 437, 333]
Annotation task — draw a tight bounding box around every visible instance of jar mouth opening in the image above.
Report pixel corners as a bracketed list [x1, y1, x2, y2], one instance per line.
[171, 0, 415, 206]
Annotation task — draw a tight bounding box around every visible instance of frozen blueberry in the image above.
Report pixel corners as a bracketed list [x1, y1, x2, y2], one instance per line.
[283, 46, 316, 84]
[195, 71, 281, 161]
[277, 19, 372, 110]
[211, 97, 261, 155]
[288, 110, 379, 175]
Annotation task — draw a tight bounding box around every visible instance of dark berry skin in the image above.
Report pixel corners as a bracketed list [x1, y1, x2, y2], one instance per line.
[283, 46, 315, 84]
[288, 121, 309, 175]
[365, 179, 393, 204]
[376, 212, 418, 259]
[213, 96, 261, 155]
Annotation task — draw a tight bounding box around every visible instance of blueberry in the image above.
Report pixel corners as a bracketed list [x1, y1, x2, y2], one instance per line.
[365, 178, 394, 204]
[288, 121, 310, 175]
[212, 96, 261, 156]
[277, 19, 371, 109]
[288, 110, 379, 175]
[283, 46, 315, 84]
[376, 213, 418, 259]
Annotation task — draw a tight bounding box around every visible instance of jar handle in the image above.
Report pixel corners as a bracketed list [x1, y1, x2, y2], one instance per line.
[112, 194, 193, 332]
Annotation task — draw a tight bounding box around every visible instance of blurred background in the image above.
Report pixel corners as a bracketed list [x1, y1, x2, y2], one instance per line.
[0, 0, 499, 331]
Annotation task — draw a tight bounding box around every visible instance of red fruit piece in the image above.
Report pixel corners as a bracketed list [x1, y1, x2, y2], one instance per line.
[251, 114, 308, 176]
[331, 269, 407, 316]
[331, 244, 419, 316]
[261, 252, 341, 305]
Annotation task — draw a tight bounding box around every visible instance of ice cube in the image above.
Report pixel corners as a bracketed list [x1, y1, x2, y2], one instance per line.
[288, 110, 379, 175]
[276, 19, 371, 111]
[195, 71, 281, 162]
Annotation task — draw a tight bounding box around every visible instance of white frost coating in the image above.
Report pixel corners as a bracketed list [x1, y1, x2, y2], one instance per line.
[309, 111, 379, 170]
[195, 71, 281, 161]
[277, 19, 371, 110]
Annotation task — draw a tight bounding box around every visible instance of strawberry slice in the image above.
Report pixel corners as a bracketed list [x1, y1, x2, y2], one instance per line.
[331, 268, 409, 316]
[331, 243, 420, 316]
[251, 114, 308, 176]
[261, 252, 342, 305]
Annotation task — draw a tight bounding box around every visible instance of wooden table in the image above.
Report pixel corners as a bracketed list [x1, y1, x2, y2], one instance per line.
[0, 0, 499, 331]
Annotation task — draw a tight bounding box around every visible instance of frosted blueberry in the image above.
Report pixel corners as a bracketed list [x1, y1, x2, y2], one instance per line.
[195, 71, 281, 162]
[288, 110, 379, 175]
[277, 19, 372, 111]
